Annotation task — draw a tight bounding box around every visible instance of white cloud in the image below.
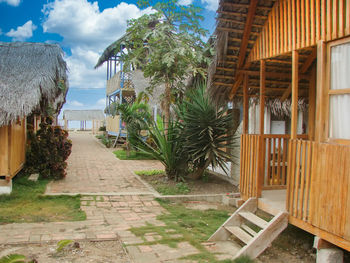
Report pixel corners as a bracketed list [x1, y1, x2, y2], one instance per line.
[178, 0, 193, 6]
[0, 0, 20, 6]
[42, 0, 154, 91]
[6, 20, 36, 41]
[201, 0, 218, 11]
[67, 100, 84, 107]
[96, 98, 106, 107]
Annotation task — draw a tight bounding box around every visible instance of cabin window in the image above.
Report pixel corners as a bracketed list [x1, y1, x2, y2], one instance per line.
[329, 40, 350, 140]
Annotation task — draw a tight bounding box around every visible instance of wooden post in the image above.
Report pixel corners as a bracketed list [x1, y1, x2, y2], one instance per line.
[243, 73, 249, 134]
[308, 66, 316, 141]
[291, 50, 299, 140]
[64, 119, 67, 130]
[315, 40, 327, 142]
[260, 60, 265, 135]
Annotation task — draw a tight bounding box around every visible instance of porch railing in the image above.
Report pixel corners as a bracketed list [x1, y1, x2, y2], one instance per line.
[240, 134, 308, 199]
[287, 140, 350, 239]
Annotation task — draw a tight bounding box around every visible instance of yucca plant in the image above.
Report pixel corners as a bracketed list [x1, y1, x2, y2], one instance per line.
[176, 82, 236, 179]
[128, 119, 186, 181]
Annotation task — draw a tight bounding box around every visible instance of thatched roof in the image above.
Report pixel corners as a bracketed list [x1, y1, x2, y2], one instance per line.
[95, 36, 127, 69]
[0, 42, 68, 126]
[63, 110, 105, 121]
[208, 0, 315, 114]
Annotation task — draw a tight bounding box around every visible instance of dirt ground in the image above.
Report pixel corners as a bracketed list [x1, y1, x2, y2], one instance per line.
[140, 172, 238, 195]
[0, 240, 130, 263]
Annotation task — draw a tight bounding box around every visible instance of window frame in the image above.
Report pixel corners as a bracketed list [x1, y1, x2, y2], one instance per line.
[326, 36, 350, 145]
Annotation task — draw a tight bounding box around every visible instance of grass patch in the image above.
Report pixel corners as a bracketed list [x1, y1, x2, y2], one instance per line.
[0, 174, 86, 224]
[129, 199, 246, 262]
[113, 150, 155, 160]
[134, 170, 164, 176]
[156, 182, 190, 195]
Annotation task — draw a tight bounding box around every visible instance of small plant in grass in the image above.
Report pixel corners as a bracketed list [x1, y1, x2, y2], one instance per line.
[113, 150, 156, 160]
[96, 134, 112, 148]
[134, 170, 164, 176]
[26, 117, 72, 180]
[0, 254, 37, 263]
[56, 239, 73, 253]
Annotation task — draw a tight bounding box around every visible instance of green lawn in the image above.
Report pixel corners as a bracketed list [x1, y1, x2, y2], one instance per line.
[113, 150, 155, 160]
[129, 199, 251, 263]
[0, 174, 86, 224]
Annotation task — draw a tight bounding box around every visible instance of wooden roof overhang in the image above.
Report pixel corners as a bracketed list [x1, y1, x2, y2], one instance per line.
[209, 0, 319, 105]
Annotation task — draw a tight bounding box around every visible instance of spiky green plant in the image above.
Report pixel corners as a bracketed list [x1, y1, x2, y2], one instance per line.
[176, 83, 236, 179]
[128, 119, 186, 181]
[0, 254, 26, 263]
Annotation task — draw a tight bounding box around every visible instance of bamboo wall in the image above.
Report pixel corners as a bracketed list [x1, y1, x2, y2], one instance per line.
[287, 139, 350, 249]
[249, 0, 350, 61]
[0, 118, 26, 179]
[106, 115, 120, 134]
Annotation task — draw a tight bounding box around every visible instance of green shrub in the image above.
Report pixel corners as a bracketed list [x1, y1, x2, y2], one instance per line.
[98, 125, 106, 131]
[26, 117, 72, 180]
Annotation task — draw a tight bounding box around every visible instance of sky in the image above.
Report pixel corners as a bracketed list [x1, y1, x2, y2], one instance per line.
[0, 0, 217, 121]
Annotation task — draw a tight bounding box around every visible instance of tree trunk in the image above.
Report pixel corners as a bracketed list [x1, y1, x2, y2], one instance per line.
[164, 82, 171, 132]
[188, 166, 205, 180]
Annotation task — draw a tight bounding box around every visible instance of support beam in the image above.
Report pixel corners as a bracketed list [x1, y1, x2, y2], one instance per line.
[308, 67, 316, 140]
[237, 0, 259, 70]
[291, 50, 299, 140]
[259, 60, 265, 135]
[281, 47, 317, 101]
[243, 74, 249, 134]
[315, 41, 327, 142]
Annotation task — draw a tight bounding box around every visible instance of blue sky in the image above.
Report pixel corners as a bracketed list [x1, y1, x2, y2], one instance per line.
[0, 0, 217, 119]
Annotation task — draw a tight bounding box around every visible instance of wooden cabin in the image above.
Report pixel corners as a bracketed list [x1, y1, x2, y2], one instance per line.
[0, 42, 68, 193]
[208, 0, 350, 260]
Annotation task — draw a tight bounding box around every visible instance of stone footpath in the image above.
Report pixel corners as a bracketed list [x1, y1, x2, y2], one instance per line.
[0, 132, 201, 262]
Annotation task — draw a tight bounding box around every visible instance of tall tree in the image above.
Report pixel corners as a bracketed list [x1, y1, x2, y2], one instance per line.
[119, 0, 212, 127]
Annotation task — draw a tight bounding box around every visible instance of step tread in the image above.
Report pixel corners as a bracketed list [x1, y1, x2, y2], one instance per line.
[225, 226, 253, 244]
[238, 212, 268, 229]
[241, 224, 258, 236]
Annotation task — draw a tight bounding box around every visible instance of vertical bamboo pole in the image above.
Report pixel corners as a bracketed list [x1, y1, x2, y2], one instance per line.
[243, 74, 249, 134]
[260, 60, 266, 135]
[308, 67, 316, 140]
[291, 50, 299, 140]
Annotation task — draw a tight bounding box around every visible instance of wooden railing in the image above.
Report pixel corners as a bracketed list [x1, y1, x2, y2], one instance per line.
[240, 134, 308, 199]
[287, 140, 350, 242]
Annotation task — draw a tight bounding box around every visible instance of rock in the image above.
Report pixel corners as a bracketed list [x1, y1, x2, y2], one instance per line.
[28, 173, 39, 181]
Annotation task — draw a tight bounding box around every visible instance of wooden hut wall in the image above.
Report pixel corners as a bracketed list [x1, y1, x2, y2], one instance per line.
[249, 0, 350, 62]
[0, 118, 26, 179]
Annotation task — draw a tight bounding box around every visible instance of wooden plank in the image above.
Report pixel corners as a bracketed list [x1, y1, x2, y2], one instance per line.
[327, 0, 332, 41]
[243, 74, 249, 134]
[296, 0, 300, 49]
[283, 0, 288, 53]
[293, 141, 302, 217]
[302, 141, 312, 221]
[271, 138, 277, 185]
[240, 135, 244, 194]
[321, 0, 326, 40]
[291, 50, 299, 140]
[346, 0, 350, 35]
[301, 0, 306, 48]
[259, 60, 265, 135]
[237, 0, 259, 70]
[298, 141, 307, 219]
[0, 126, 9, 176]
[306, 0, 310, 46]
[281, 138, 287, 185]
[225, 226, 253, 244]
[288, 140, 297, 214]
[315, 41, 326, 142]
[241, 224, 258, 236]
[339, 0, 345, 37]
[266, 138, 272, 185]
[292, 0, 296, 49]
[288, 0, 292, 51]
[311, 0, 315, 45]
[316, 0, 321, 40]
[276, 138, 282, 185]
[239, 212, 268, 229]
[333, 0, 339, 39]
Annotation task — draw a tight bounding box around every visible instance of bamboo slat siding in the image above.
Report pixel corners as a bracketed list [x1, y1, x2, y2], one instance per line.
[106, 115, 120, 134]
[0, 119, 26, 179]
[248, 0, 350, 62]
[240, 134, 262, 199]
[287, 140, 350, 240]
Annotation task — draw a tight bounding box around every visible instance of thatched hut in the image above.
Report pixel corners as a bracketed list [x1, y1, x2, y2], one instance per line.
[0, 42, 68, 192]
